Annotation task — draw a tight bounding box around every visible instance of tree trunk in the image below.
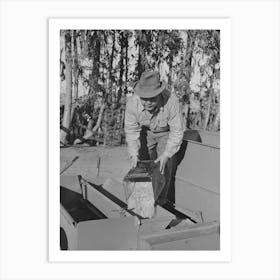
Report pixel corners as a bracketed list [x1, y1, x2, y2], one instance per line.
[212, 103, 220, 131]
[141, 46, 149, 72]
[91, 31, 101, 92]
[137, 46, 142, 79]
[73, 30, 79, 100]
[185, 31, 195, 83]
[86, 31, 101, 132]
[108, 30, 115, 98]
[60, 30, 72, 144]
[168, 56, 173, 85]
[203, 66, 217, 130]
[203, 90, 212, 130]
[203, 74, 215, 130]
[136, 31, 148, 79]
[137, 47, 147, 78]
[117, 32, 125, 104]
[124, 34, 129, 95]
[60, 48, 65, 82]
[81, 31, 88, 57]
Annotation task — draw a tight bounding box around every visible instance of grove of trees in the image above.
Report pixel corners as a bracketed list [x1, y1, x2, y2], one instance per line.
[60, 29, 220, 146]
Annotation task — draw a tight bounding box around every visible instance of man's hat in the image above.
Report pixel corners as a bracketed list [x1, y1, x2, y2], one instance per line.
[134, 71, 166, 98]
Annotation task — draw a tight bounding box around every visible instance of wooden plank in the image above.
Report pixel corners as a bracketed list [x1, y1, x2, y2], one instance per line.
[77, 217, 138, 250]
[85, 182, 131, 219]
[100, 177, 175, 220]
[60, 156, 79, 175]
[174, 205, 203, 223]
[155, 205, 176, 219]
[60, 175, 81, 193]
[60, 204, 77, 228]
[138, 221, 219, 250]
[102, 177, 127, 202]
[82, 175, 107, 186]
[176, 142, 220, 194]
[81, 178, 144, 219]
[83, 175, 204, 223]
[175, 178, 220, 222]
[152, 232, 220, 250]
[83, 176, 174, 220]
[138, 238, 152, 250]
[83, 176, 129, 203]
[82, 176, 202, 223]
[139, 216, 175, 236]
[161, 202, 198, 224]
[198, 130, 220, 148]
[60, 205, 78, 250]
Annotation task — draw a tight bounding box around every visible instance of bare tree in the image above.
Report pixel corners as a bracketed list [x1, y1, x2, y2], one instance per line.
[60, 30, 72, 144]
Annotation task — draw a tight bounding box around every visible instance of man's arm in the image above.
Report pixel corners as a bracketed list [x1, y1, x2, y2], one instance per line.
[163, 95, 184, 158]
[124, 96, 141, 159]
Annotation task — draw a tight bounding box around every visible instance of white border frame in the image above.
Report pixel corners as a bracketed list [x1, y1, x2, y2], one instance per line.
[49, 18, 231, 262]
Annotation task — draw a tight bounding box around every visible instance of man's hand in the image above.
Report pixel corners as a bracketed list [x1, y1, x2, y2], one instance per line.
[130, 155, 138, 168]
[155, 153, 169, 174]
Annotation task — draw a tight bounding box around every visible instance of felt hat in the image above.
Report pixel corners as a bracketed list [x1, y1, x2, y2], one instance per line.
[134, 71, 166, 98]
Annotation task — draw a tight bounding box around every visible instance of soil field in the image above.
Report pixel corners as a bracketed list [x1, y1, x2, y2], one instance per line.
[60, 145, 131, 183]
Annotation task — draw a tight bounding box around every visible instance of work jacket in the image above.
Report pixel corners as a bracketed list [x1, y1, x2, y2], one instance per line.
[124, 90, 184, 159]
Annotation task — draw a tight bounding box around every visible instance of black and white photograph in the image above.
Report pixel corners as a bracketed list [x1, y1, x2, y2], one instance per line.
[1, 0, 279, 279]
[58, 25, 222, 251]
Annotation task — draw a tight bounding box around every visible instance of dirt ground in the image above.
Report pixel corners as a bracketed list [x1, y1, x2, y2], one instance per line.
[60, 145, 131, 183]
